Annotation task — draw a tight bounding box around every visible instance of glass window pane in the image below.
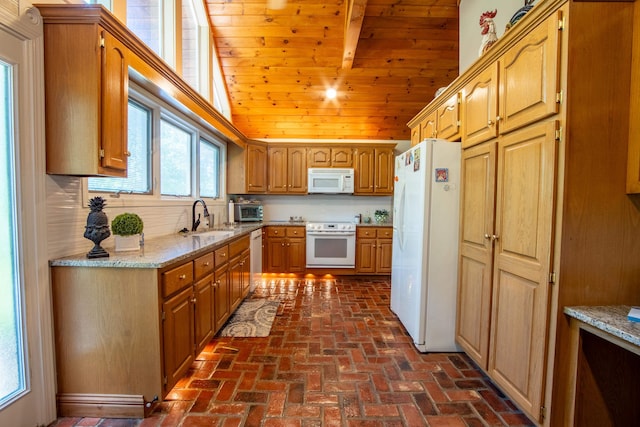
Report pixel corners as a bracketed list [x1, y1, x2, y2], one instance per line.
[126, 0, 161, 56]
[199, 139, 219, 198]
[88, 100, 151, 194]
[160, 119, 192, 196]
[182, 0, 198, 90]
[0, 60, 26, 407]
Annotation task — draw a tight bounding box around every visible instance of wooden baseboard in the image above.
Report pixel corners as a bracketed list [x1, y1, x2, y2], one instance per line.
[57, 393, 154, 418]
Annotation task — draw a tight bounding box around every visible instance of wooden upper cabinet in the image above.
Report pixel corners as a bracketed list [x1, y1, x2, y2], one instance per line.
[308, 147, 331, 167]
[246, 143, 267, 193]
[308, 146, 353, 167]
[40, 8, 130, 177]
[420, 111, 437, 142]
[436, 92, 461, 141]
[354, 146, 394, 195]
[268, 146, 307, 193]
[499, 11, 562, 134]
[462, 63, 499, 149]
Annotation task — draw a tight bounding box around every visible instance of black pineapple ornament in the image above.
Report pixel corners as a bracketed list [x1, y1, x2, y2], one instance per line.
[84, 196, 111, 258]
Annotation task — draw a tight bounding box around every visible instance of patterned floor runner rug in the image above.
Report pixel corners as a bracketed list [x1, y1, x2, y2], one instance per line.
[218, 298, 280, 337]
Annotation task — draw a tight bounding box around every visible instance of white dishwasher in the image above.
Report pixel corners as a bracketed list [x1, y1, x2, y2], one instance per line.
[249, 229, 263, 291]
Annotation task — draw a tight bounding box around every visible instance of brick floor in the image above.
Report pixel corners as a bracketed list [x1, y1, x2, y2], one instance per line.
[49, 276, 535, 427]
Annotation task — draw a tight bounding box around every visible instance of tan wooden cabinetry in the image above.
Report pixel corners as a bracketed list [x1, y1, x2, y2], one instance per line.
[409, 92, 461, 146]
[355, 227, 392, 274]
[264, 226, 306, 273]
[40, 9, 129, 176]
[268, 146, 308, 193]
[308, 146, 353, 167]
[228, 142, 268, 194]
[462, 14, 561, 149]
[228, 235, 251, 312]
[49, 233, 255, 418]
[354, 146, 394, 195]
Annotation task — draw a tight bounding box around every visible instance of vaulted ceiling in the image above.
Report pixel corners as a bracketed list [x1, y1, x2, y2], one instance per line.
[205, 0, 459, 141]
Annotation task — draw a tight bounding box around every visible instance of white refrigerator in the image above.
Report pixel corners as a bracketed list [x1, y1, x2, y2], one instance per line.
[390, 139, 461, 352]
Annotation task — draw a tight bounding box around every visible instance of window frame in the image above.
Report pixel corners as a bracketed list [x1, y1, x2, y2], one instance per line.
[83, 83, 227, 209]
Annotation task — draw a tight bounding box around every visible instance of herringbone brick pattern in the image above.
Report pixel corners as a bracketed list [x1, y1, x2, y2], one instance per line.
[50, 276, 535, 427]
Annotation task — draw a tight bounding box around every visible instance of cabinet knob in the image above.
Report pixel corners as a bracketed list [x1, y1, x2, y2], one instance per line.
[179, 274, 186, 280]
[203, 262, 210, 267]
[220, 252, 226, 257]
[190, 297, 197, 304]
[124, 151, 131, 157]
[487, 120, 494, 126]
[484, 234, 491, 240]
[491, 235, 500, 241]
[281, 243, 285, 246]
[496, 115, 502, 122]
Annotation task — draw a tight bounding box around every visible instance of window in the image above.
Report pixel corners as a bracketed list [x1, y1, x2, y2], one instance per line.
[0, 59, 26, 409]
[88, 99, 152, 194]
[160, 118, 193, 197]
[126, 0, 162, 56]
[199, 138, 220, 199]
[181, 0, 199, 91]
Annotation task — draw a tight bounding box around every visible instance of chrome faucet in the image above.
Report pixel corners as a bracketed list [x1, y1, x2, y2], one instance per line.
[192, 199, 210, 232]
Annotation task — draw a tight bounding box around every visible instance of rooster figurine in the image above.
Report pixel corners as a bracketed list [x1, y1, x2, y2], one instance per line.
[479, 10, 498, 56]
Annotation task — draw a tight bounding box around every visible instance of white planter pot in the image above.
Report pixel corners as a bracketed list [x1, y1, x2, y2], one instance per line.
[114, 234, 140, 252]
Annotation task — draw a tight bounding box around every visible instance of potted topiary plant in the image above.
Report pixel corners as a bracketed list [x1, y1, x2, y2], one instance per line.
[111, 212, 144, 252]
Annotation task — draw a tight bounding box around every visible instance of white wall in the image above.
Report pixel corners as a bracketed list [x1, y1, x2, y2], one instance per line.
[459, 0, 528, 73]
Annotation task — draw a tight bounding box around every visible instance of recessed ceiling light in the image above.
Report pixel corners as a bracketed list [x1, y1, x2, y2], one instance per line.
[326, 88, 337, 99]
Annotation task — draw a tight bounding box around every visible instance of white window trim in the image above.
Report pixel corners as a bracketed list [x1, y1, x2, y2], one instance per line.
[82, 83, 227, 210]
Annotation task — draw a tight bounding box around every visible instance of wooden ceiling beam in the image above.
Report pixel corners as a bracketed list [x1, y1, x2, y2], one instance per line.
[342, 0, 368, 70]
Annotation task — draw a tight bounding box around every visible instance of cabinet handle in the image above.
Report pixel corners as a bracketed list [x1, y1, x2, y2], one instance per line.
[281, 243, 285, 247]
[203, 262, 210, 267]
[179, 274, 186, 280]
[487, 120, 494, 126]
[287, 243, 290, 247]
[491, 235, 500, 241]
[484, 234, 491, 240]
[190, 297, 197, 304]
[220, 252, 226, 257]
[124, 151, 131, 157]
[496, 115, 501, 122]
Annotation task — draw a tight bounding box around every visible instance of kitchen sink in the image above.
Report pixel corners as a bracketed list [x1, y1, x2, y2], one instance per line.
[191, 230, 234, 239]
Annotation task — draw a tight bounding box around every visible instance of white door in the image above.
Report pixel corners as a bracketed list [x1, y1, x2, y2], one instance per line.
[0, 13, 56, 427]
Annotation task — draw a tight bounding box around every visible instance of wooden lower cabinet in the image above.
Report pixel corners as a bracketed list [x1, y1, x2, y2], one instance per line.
[49, 234, 253, 418]
[355, 227, 392, 274]
[263, 226, 306, 273]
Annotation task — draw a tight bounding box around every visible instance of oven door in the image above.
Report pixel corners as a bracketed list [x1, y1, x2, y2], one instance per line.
[306, 231, 356, 268]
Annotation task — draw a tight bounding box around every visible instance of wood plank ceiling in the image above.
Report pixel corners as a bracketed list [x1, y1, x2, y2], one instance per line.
[205, 0, 459, 141]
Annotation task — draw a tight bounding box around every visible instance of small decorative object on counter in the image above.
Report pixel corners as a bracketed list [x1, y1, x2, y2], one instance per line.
[84, 196, 110, 259]
[111, 212, 144, 252]
[506, 0, 535, 31]
[374, 209, 389, 224]
[479, 9, 498, 56]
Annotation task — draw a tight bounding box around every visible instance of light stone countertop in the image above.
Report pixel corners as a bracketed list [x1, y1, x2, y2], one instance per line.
[49, 224, 263, 269]
[564, 305, 640, 348]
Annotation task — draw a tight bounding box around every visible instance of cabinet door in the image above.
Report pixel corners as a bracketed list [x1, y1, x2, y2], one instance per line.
[162, 287, 194, 392]
[462, 63, 499, 148]
[488, 121, 557, 421]
[268, 146, 288, 192]
[287, 147, 307, 193]
[499, 13, 561, 135]
[247, 143, 267, 193]
[410, 125, 421, 147]
[287, 238, 306, 273]
[437, 92, 461, 141]
[356, 239, 376, 273]
[376, 239, 393, 274]
[266, 237, 287, 272]
[194, 274, 214, 354]
[331, 147, 353, 167]
[374, 148, 394, 194]
[456, 141, 497, 370]
[420, 110, 437, 140]
[240, 249, 251, 297]
[354, 147, 374, 193]
[308, 147, 331, 167]
[100, 29, 128, 174]
[229, 256, 243, 312]
[213, 266, 230, 332]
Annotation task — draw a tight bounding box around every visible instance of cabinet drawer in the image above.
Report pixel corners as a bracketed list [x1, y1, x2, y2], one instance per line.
[162, 262, 193, 297]
[194, 252, 214, 279]
[286, 227, 305, 238]
[377, 227, 392, 239]
[215, 244, 229, 266]
[357, 227, 377, 239]
[229, 235, 250, 259]
[267, 226, 286, 237]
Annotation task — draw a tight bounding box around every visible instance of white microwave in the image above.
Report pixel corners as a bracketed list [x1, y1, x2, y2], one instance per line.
[307, 168, 355, 194]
